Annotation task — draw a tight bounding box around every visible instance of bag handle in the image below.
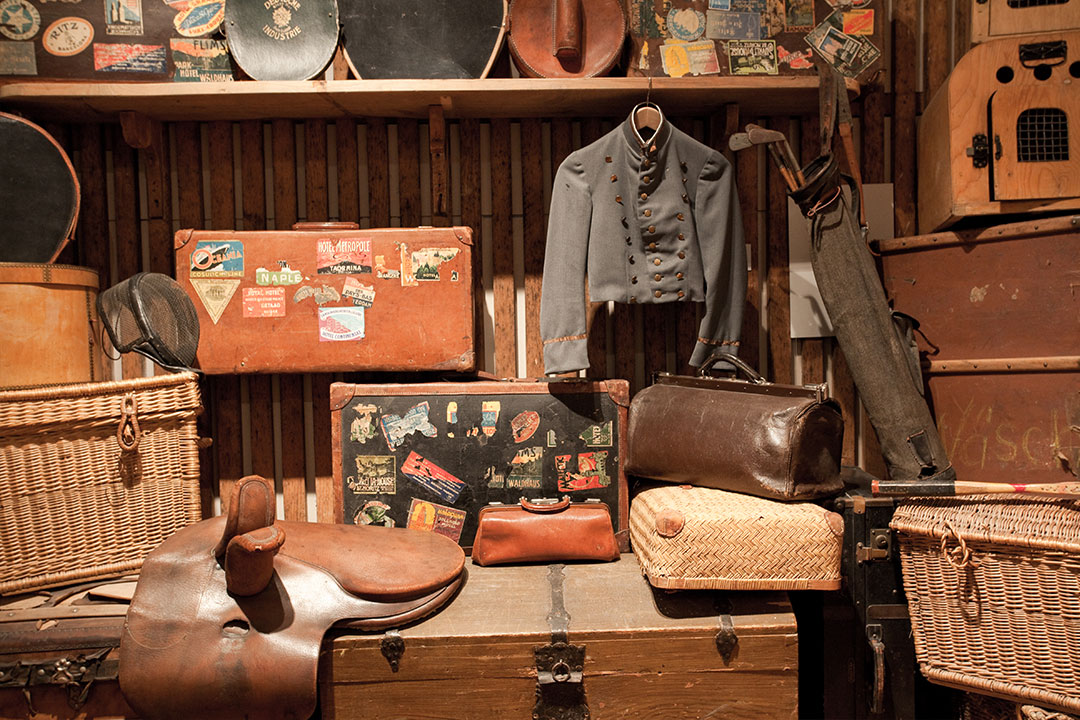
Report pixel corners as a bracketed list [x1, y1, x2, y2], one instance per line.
[698, 351, 767, 384]
[292, 222, 360, 231]
[519, 496, 570, 513]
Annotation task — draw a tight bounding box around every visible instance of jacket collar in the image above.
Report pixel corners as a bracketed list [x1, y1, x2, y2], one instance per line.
[621, 105, 671, 160]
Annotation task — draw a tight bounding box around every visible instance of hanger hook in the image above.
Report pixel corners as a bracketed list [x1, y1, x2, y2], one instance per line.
[646, 76, 653, 106]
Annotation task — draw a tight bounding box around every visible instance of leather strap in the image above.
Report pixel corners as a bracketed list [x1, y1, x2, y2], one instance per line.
[816, 60, 866, 228]
[520, 496, 571, 513]
[552, 0, 581, 60]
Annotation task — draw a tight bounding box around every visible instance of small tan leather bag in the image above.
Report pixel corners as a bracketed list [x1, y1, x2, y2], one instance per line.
[471, 497, 620, 566]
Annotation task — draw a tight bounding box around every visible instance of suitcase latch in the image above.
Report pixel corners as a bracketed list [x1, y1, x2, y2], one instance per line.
[856, 528, 893, 563]
[534, 564, 589, 720]
[380, 630, 405, 672]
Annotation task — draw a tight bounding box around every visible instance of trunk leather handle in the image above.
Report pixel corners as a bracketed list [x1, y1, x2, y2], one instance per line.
[552, 0, 581, 61]
[292, 222, 360, 231]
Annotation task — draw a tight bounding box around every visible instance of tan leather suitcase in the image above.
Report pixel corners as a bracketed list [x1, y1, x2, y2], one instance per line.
[174, 224, 476, 374]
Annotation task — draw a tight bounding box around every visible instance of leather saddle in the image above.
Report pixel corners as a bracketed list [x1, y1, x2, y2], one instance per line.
[119, 475, 465, 719]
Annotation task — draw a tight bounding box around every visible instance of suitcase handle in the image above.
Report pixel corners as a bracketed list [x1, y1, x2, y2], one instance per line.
[519, 496, 571, 513]
[292, 222, 361, 231]
[699, 351, 766, 384]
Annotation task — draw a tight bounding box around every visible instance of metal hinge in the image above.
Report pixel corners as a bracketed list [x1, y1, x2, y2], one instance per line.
[866, 625, 886, 715]
[968, 134, 990, 168]
[856, 528, 893, 563]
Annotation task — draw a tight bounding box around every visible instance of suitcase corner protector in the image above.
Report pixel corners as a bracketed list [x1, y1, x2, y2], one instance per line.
[453, 226, 475, 246]
[604, 380, 631, 408]
[174, 228, 195, 250]
[329, 383, 355, 412]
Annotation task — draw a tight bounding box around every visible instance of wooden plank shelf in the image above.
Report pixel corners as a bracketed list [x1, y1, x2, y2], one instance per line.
[0, 76, 856, 122]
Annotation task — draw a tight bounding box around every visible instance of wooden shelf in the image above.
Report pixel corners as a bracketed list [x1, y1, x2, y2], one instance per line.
[0, 76, 857, 122]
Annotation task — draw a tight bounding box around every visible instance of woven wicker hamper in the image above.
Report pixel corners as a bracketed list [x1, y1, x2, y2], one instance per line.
[629, 483, 844, 590]
[892, 496, 1080, 714]
[0, 372, 203, 595]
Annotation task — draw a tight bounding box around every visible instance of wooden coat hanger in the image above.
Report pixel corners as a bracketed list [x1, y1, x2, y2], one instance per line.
[632, 79, 662, 143]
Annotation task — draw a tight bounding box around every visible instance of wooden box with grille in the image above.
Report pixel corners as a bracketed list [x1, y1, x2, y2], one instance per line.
[971, 0, 1080, 44]
[917, 30, 1080, 232]
[629, 483, 843, 590]
[892, 496, 1080, 714]
[0, 373, 203, 595]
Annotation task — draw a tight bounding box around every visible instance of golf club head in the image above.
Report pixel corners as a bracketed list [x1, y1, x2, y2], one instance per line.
[728, 133, 752, 152]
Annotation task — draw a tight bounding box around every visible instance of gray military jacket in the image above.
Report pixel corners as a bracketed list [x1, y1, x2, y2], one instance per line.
[540, 109, 747, 375]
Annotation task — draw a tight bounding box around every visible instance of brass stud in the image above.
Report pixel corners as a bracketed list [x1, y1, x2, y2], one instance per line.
[677, 290, 685, 298]
[611, 174, 618, 182]
[643, 209, 652, 217]
[640, 192, 648, 200]
[654, 290, 663, 298]
[653, 258, 661, 266]
[616, 195, 622, 203]
[677, 213, 685, 221]
[678, 251, 686, 259]
[605, 156, 612, 163]
[654, 273, 662, 281]
[677, 272, 684, 280]
[678, 233, 685, 240]
[643, 176, 651, 183]
[648, 225, 656, 233]
[648, 242, 657, 250]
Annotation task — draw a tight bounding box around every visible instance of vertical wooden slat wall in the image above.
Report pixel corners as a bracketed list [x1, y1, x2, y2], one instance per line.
[50, 5, 976, 518]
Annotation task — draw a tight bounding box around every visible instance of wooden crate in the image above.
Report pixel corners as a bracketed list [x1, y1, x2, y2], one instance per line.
[320, 556, 798, 719]
[917, 31, 1080, 232]
[971, 0, 1080, 44]
[880, 216, 1080, 486]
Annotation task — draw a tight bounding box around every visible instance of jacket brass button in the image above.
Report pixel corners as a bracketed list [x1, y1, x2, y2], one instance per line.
[643, 209, 652, 217]
[631, 276, 638, 283]
[643, 160, 651, 168]
[678, 233, 685, 240]
[653, 258, 661, 266]
[629, 256, 635, 264]
[626, 236, 632, 245]
[640, 192, 648, 200]
[680, 162, 688, 172]
[611, 174, 618, 182]
[677, 290, 685, 298]
[629, 297, 637, 303]
[605, 156, 612, 163]
[678, 251, 686, 259]
[654, 273, 662, 281]
[616, 195, 622, 203]
[648, 242, 657, 250]
[682, 177, 687, 184]
[677, 213, 685, 221]
[643, 176, 651, 183]
[682, 194, 688, 202]
[677, 272, 684, 280]
[654, 290, 663, 298]
[648, 225, 656, 233]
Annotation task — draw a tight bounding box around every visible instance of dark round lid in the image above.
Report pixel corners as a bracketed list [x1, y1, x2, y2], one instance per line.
[223, 0, 340, 80]
[0, 112, 80, 263]
[341, 0, 507, 79]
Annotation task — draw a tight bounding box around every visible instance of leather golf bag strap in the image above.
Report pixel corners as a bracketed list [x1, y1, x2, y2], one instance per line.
[817, 60, 867, 229]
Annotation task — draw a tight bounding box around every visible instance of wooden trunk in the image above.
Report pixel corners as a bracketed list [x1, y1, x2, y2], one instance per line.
[0, 263, 101, 389]
[319, 556, 799, 719]
[880, 216, 1080, 485]
[330, 379, 630, 552]
[971, 0, 1080, 44]
[174, 224, 476, 374]
[917, 31, 1080, 232]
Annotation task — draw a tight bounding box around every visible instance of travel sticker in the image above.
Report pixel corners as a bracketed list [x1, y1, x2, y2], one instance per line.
[407, 498, 466, 543]
[43, 17, 93, 55]
[547, 429, 557, 447]
[507, 447, 543, 490]
[104, 0, 142, 35]
[349, 403, 379, 444]
[627, 0, 668, 38]
[709, 0, 730, 8]
[579, 421, 613, 448]
[0, 0, 39, 40]
[784, 0, 813, 32]
[484, 466, 505, 489]
[317, 237, 371, 274]
[666, 7, 705, 41]
[842, 8, 873, 35]
[380, 401, 437, 451]
[660, 39, 720, 77]
[481, 400, 500, 437]
[190, 241, 243, 276]
[510, 410, 540, 443]
[262, 0, 301, 41]
[347, 455, 396, 494]
[705, 10, 760, 40]
[313, 284, 339, 304]
[446, 401, 458, 425]
[777, 44, 812, 69]
[410, 248, 459, 281]
[354, 500, 394, 527]
[318, 306, 364, 341]
[342, 276, 375, 308]
[374, 255, 400, 280]
[556, 451, 611, 492]
[242, 286, 285, 318]
[728, 39, 778, 75]
[401, 451, 466, 503]
[94, 42, 165, 72]
[173, 0, 223, 36]
[0, 41, 36, 74]
[398, 243, 417, 287]
[804, 8, 880, 78]
[255, 262, 302, 285]
[171, 37, 231, 81]
[189, 277, 239, 324]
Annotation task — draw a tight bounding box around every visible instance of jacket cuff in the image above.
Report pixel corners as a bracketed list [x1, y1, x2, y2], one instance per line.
[689, 339, 740, 369]
[544, 337, 589, 375]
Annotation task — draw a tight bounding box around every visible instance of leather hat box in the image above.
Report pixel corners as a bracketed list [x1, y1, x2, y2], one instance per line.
[630, 483, 844, 590]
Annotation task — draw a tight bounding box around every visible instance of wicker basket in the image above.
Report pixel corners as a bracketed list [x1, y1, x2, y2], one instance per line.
[892, 496, 1080, 714]
[0, 372, 203, 595]
[629, 483, 843, 590]
[963, 691, 1080, 720]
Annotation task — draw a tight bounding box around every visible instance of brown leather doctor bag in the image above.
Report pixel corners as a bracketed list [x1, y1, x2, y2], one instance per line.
[626, 352, 844, 501]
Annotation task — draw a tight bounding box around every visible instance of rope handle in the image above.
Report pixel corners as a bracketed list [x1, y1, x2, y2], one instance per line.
[117, 393, 141, 452]
[938, 520, 980, 569]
